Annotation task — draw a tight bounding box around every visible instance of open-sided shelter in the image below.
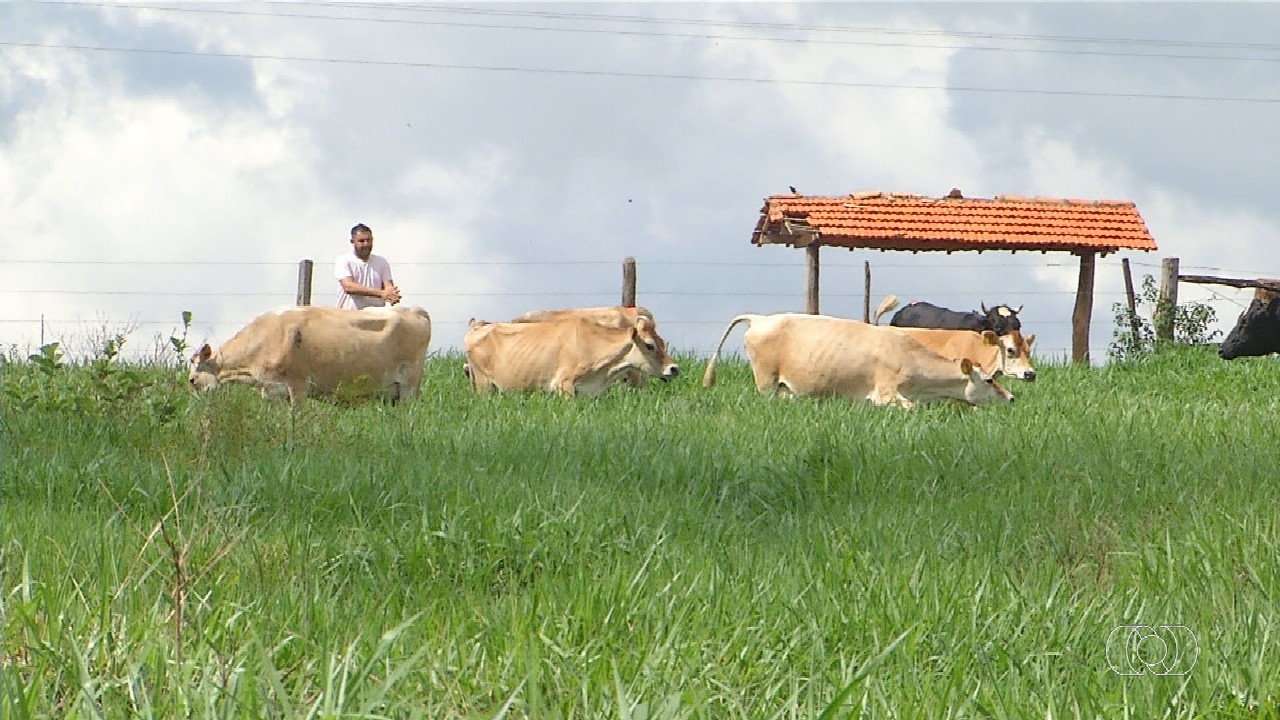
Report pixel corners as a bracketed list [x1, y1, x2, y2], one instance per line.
[751, 190, 1159, 363]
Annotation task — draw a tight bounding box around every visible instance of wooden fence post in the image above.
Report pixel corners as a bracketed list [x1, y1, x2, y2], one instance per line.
[622, 257, 637, 307]
[1121, 257, 1142, 340]
[296, 259, 314, 306]
[806, 243, 820, 314]
[1257, 280, 1280, 303]
[863, 260, 872, 323]
[1155, 257, 1179, 341]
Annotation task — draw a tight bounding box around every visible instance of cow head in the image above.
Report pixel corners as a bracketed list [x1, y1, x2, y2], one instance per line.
[630, 316, 679, 380]
[187, 344, 220, 392]
[959, 357, 1015, 406]
[1220, 298, 1280, 360]
[984, 330, 1037, 381]
[980, 303, 1023, 336]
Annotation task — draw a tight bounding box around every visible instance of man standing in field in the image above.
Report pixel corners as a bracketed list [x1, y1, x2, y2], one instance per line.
[335, 223, 402, 309]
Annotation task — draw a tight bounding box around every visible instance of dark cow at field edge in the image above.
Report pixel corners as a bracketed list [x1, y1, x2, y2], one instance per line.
[877, 296, 1022, 336]
[1219, 297, 1280, 359]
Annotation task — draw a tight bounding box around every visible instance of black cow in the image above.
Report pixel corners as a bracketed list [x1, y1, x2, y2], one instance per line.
[884, 299, 1023, 336]
[1219, 297, 1280, 359]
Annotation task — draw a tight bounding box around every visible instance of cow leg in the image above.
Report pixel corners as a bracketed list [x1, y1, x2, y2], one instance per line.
[553, 375, 578, 396]
[467, 368, 495, 394]
[868, 388, 904, 407]
[750, 364, 780, 395]
[259, 381, 292, 401]
[286, 380, 308, 405]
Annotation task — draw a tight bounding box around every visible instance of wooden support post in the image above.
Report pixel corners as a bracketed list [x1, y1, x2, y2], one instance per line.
[1071, 251, 1096, 364]
[806, 243, 820, 314]
[622, 256, 637, 307]
[1121, 258, 1142, 340]
[863, 260, 872, 323]
[296, 259, 314, 306]
[1155, 257, 1179, 341]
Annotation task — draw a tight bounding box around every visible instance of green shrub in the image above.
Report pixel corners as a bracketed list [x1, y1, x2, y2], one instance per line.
[1110, 274, 1221, 362]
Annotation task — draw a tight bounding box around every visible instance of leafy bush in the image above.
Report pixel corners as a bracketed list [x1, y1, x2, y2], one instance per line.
[2, 313, 195, 423]
[1110, 274, 1221, 362]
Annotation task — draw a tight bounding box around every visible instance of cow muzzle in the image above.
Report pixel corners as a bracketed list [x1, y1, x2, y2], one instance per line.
[661, 364, 680, 381]
[1022, 370, 1037, 382]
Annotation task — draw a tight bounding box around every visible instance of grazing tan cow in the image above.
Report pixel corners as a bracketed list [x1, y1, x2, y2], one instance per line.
[875, 296, 1037, 380]
[507, 305, 657, 387]
[511, 305, 655, 327]
[188, 305, 433, 403]
[702, 313, 1014, 408]
[463, 314, 679, 395]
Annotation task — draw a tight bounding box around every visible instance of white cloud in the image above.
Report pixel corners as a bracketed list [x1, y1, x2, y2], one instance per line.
[2, 3, 1277, 365]
[698, 5, 983, 192]
[0, 14, 509, 359]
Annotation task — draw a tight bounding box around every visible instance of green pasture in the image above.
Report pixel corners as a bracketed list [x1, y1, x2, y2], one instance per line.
[2, 346, 1279, 718]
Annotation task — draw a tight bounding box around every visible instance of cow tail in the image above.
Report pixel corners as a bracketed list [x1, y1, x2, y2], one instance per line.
[703, 315, 756, 388]
[873, 295, 900, 325]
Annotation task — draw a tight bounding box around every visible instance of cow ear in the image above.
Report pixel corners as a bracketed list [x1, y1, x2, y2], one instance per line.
[1025, 333, 1036, 348]
[981, 330, 998, 345]
[959, 358, 973, 375]
[198, 343, 212, 361]
[634, 315, 650, 330]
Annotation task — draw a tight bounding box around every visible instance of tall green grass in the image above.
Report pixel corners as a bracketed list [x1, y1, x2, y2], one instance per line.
[3, 346, 1279, 718]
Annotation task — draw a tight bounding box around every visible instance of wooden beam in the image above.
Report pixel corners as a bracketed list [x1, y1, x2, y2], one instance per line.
[806, 243, 820, 314]
[1177, 274, 1280, 292]
[1071, 251, 1096, 364]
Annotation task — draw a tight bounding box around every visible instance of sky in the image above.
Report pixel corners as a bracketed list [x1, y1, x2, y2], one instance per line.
[2, 1, 1279, 365]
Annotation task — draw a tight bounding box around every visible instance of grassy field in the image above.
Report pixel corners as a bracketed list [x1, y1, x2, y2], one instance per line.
[3, 345, 1279, 718]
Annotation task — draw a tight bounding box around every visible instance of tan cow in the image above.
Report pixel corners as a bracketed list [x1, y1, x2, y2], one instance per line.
[702, 313, 1014, 408]
[463, 314, 679, 395]
[874, 295, 1037, 381]
[508, 305, 657, 387]
[511, 305, 655, 327]
[188, 305, 433, 403]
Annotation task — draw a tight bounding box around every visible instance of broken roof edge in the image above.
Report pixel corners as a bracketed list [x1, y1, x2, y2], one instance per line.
[753, 190, 1158, 252]
[751, 234, 1151, 255]
[765, 191, 1138, 207]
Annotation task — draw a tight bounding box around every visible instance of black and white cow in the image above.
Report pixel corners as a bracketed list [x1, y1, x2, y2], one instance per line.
[1219, 297, 1280, 359]
[877, 297, 1023, 336]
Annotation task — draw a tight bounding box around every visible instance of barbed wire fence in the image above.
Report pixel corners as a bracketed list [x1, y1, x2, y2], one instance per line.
[0, 255, 1269, 366]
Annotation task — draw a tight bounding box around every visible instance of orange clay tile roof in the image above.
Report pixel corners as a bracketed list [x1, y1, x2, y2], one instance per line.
[753, 191, 1157, 254]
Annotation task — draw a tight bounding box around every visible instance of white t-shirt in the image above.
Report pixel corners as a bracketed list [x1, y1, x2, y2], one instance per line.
[334, 252, 394, 310]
